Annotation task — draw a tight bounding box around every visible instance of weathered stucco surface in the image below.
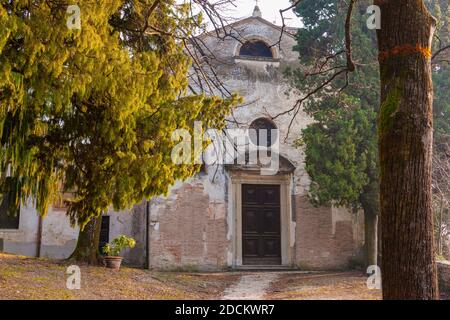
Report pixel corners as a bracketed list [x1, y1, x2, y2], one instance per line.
[0, 201, 146, 266]
[0, 201, 40, 257]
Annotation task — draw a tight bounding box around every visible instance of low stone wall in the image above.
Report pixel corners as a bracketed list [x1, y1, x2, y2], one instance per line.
[438, 260, 450, 292]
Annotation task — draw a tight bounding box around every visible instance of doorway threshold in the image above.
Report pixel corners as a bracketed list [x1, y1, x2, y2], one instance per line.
[233, 265, 296, 271]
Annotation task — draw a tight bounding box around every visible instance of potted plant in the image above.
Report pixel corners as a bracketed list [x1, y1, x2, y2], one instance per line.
[102, 235, 136, 270]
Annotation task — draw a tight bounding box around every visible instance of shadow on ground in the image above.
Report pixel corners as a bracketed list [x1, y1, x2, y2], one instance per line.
[3, 253, 446, 300]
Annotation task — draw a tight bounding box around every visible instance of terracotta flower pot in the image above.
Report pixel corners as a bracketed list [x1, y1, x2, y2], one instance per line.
[104, 256, 123, 270]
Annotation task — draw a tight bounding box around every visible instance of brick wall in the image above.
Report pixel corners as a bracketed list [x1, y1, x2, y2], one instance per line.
[149, 181, 229, 271]
[150, 189, 363, 271]
[295, 195, 363, 270]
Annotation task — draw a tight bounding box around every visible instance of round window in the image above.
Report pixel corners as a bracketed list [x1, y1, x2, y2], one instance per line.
[249, 118, 278, 147]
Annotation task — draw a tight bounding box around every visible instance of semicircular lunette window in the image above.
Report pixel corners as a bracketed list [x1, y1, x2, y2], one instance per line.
[249, 118, 278, 147]
[239, 40, 273, 59]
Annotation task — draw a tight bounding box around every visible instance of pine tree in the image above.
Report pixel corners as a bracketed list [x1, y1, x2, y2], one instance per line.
[289, 0, 380, 267]
[0, 0, 238, 264]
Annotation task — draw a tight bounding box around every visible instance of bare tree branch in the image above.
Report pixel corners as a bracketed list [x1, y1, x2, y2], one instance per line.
[269, 0, 358, 141]
[432, 44, 450, 61]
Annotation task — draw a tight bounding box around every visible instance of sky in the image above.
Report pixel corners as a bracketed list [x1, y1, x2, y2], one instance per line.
[225, 0, 303, 28]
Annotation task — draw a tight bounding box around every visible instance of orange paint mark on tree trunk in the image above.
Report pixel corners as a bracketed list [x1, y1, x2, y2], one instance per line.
[378, 44, 432, 61]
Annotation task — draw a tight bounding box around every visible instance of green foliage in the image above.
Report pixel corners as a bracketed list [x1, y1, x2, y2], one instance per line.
[299, 95, 378, 210]
[290, 0, 379, 211]
[291, 0, 379, 109]
[291, 0, 448, 214]
[102, 235, 136, 257]
[0, 1, 238, 229]
[427, 0, 450, 147]
[293, 0, 341, 62]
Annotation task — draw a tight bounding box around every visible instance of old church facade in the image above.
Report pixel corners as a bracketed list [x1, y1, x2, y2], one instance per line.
[0, 7, 364, 270]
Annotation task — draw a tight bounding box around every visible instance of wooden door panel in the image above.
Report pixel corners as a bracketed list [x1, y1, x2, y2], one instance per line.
[242, 237, 259, 258]
[242, 184, 281, 265]
[242, 208, 259, 234]
[261, 238, 281, 257]
[261, 186, 280, 205]
[242, 185, 259, 204]
[262, 209, 280, 234]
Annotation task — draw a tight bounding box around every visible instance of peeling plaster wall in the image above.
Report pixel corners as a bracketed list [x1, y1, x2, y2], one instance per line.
[40, 208, 78, 259]
[0, 200, 40, 257]
[196, 17, 313, 198]
[0, 202, 78, 259]
[149, 171, 229, 271]
[108, 203, 147, 267]
[1, 201, 146, 266]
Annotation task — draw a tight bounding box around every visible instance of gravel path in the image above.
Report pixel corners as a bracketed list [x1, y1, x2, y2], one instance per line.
[221, 273, 279, 300]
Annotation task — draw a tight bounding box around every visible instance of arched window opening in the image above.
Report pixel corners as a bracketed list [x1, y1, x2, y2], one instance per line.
[239, 41, 273, 58]
[249, 118, 278, 147]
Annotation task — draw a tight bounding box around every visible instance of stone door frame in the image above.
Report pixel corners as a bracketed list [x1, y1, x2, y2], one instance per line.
[228, 171, 295, 267]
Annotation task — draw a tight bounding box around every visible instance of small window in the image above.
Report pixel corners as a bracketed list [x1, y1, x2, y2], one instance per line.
[0, 177, 20, 230]
[249, 118, 278, 147]
[239, 40, 273, 58]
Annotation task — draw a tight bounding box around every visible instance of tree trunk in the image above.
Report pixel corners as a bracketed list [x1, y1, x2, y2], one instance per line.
[361, 184, 379, 269]
[364, 209, 378, 268]
[375, 0, 438, 299]
[69, 217, 102, 265]
[437, 196, 444, 256]
[377, 213, 382, 266]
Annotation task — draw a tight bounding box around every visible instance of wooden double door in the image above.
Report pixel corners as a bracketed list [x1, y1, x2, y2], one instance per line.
[242, 184, 281, 265]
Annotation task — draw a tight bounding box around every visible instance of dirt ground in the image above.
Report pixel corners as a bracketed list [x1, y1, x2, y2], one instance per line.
[0, 253, 239, 300]
[265, 272, 381, 300]
[6, 252, 446, 300]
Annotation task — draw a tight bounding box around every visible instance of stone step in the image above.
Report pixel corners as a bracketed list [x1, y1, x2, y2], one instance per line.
[233, 265, 298, 271]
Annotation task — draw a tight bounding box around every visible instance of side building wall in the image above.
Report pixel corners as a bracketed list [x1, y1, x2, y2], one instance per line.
[0, 202, 41, 257]
[0, 201, 146, 266]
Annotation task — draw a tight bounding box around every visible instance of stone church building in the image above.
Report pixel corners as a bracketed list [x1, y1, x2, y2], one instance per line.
[0, 7, 365, 270]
